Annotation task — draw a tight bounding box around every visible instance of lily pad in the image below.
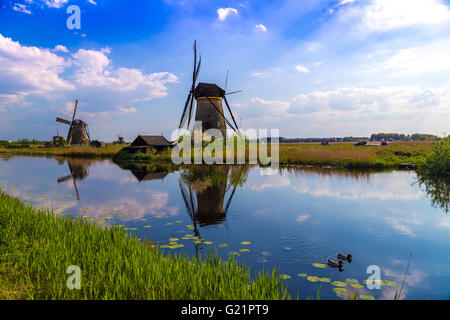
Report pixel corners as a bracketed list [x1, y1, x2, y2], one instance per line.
[307, 276, 320, 282]
[169, 238, 179, 242]
[297, 273, 307, 278]
[203, 241, 213, 245]
[351, 283, 364, 289]
[241, 241, 251, 245]
[219, 243, 230, 247]
[346, 278, 359, 284]
[333, 288, 347, 295]
[384, 280, 398, 287]
[331, 281, 347, 287]
[312, 263, 327, 269]
[319, 278, 331, 283]
[280, 274, 291, 280]
[283, 247, 292, 250]
[240, 248, 250, 252]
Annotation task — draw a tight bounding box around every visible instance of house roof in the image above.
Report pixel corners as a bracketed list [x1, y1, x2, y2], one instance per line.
[194, 83, 225, 98]
[131, 135, 174, 147]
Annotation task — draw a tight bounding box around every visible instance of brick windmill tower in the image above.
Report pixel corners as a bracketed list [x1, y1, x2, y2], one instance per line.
[178, 41, 240, 138]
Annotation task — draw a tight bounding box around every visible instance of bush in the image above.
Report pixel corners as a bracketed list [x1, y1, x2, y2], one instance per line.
[417, 138, 450, 179]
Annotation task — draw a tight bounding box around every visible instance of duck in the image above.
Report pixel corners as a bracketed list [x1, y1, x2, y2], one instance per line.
[327, 259, 344, 268]
[336, 253, 353, 263]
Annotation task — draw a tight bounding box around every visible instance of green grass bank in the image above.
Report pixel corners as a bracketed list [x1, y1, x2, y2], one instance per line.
[0, 191, 289, 300]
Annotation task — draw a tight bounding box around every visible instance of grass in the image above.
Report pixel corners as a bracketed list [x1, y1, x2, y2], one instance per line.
[278, 141, 434, 169]
[0, 144, 125, 158]
[0, 191, 290, 300]
[0, 141, 436, 169]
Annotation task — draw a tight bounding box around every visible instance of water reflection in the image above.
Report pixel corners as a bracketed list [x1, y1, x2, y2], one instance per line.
[179, 165, 248, 230]
[56, 158, 91, 200]
[416, 175, 449, 214]
[1, 155, 450, 299]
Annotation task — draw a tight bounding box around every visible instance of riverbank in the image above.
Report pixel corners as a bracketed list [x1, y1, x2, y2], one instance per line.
[0, 141, 435, 169]
[0, 191, 289, 300]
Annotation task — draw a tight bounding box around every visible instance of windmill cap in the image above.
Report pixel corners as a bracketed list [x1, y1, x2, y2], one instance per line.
[194, 83, 225, 98]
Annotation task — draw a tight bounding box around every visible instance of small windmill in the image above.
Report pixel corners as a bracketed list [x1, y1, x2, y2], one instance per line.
[179, 41, 240, 138]
[56, 99, 90, 145]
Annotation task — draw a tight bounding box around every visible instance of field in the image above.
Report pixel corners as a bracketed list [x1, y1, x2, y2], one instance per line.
[0, 191, 289, 300]
[0, 141, 436, 169]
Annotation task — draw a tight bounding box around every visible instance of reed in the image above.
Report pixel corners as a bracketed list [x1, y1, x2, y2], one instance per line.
[0, 191, 289, 300]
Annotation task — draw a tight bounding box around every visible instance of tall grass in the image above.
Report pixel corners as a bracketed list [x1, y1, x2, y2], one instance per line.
[0, 191, 289, 300]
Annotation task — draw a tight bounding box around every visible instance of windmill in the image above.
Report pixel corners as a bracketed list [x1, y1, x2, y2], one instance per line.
[178, 165, 247, 238]
[179, 41, 240, 138]
[56, 99, 90, 145]
[57, 159, 90, 200]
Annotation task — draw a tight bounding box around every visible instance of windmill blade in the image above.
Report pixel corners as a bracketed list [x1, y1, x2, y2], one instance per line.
[223, 96, 239, 131]
[56, 117, 71, 125]
[192, 40, 197, 90]
[186, 93, 195, 128]
[225, 69, 229, 91]
[194, 56, 201, 83]
[225, 90, 242, 95]
[224, 184, 238, 214]
[72, 99, 79, 122]
[57, 175, 72, 183]
[66, 125, 73, 143]
[179, 92, 192, 128]
[72, 176, 80, 201]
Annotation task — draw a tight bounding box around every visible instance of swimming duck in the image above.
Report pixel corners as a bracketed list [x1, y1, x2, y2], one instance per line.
[337, 253, 353, 263]
[327, 259, 344, 268]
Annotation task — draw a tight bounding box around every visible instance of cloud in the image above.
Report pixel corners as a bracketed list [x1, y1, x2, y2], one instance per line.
[296, 214, 310, 222]
[87, 0, 97, 4]
[0, 33, 73, 105]
[217, 8, 238, 21]
[0, 34, 178, 116]
[53, 45, 69, 53]
[13, 3, 32, 14]
[255, 24, 267, 32]
[362, 0, 450, 31]
[295, 65, 310, 73]
[43, 0, 68, 8]
[382, 41, 450, 75]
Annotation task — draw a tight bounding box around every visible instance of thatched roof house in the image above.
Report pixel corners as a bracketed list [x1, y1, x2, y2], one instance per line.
[130, 135, 174, 147]
[124, 135, 176, 154]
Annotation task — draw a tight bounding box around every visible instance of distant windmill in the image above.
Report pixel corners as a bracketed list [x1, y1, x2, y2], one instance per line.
[56, 99, 90, 145]
[179, 41, 240, 138]
[57, 159, 90, 200]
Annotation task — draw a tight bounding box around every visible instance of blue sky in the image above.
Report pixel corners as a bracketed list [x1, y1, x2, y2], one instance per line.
[0, 0, 449, 141]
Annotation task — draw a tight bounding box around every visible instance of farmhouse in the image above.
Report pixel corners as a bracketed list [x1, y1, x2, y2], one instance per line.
[125, 135, 175, 154]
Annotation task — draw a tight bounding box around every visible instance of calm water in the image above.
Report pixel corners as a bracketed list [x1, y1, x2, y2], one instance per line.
[0, 155, 449, 300]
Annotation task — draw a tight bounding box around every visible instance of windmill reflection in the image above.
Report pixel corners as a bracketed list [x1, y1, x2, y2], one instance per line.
[57, 158, 92, 200]
[179, 165, 248, 237]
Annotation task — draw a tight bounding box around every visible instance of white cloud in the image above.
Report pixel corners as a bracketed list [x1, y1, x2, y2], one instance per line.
[339, 0, 354, 5]
[87, 0, 97, 4]
[296, 214, 310, 222]
[43, 0, 68, 8]
[255, 24, 267, 32]
[382, 41, 450, 75]
[295, 65, 310, 73]
[53, 45, 68, 53]
[13, 3, 32, 14]
[0, 33, 73, 105]
[0, 34, 178, 116]
[362, 0, 450, 31]
[217, 8, 238, 21]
